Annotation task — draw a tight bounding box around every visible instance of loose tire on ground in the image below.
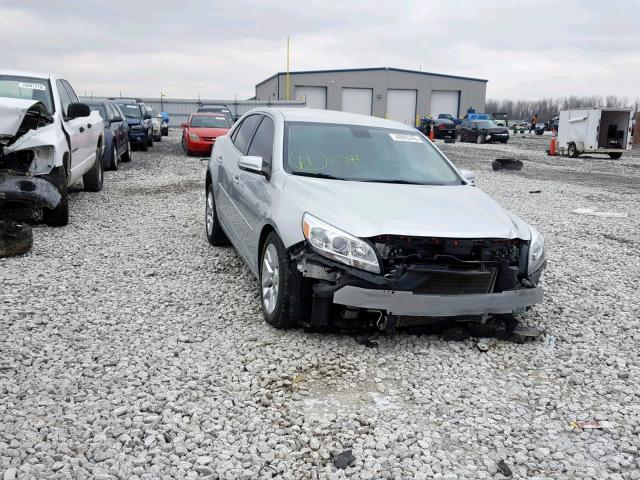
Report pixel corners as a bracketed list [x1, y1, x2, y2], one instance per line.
[205, 183, 229, 246]
[259, 231, 312, 329]
[0, 221, 33, 258]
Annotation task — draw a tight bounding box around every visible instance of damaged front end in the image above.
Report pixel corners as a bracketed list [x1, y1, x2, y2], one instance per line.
[295, 231, 545, 330]
[0, 99, 61, 210]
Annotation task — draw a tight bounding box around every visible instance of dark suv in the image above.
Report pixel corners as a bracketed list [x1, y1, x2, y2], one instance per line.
[113, 98, 154, 151]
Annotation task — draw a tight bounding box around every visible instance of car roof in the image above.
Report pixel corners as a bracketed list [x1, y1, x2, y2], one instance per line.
[200, 104, 228, 108]
[192, 112, 225, 117]
[0, 69, 54, 79]
[261, 108, 417, 131]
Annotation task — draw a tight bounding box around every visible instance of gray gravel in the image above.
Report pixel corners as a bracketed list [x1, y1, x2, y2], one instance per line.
[1, 131, 639, 479]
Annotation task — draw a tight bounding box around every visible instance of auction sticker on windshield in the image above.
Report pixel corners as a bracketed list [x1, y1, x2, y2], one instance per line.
[389, 133, 423, 143]
[18, 82, 46, 91]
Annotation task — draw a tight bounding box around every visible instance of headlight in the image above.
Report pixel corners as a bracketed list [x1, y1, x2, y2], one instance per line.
[189, 133, 200, 141]
[302, 213, 380, 273]
[528, 226, 546, 273]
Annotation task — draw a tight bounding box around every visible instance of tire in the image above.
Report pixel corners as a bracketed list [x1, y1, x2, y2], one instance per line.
[456, 132, 463, 143]
[501, 139, 508, 144]
[0, 221, 33, 258]
[608, 152, 622, 159]
[535, 130, 544, 136]
[205, 183, 229, 246]
[476, 134, 486, 144]
[182, 135, 188, 154]
[568, 143, 579, 158]
[260, 231, 312, 329]
[140, 141, 148, 152]
[121, 141, 132, 162]
[83, 144, 104, 192]
[109, 142, 118, 171]
[146, 131, 153, 147]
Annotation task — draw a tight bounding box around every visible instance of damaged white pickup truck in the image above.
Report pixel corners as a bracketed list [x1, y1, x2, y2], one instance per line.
[0, 71, 104, 226]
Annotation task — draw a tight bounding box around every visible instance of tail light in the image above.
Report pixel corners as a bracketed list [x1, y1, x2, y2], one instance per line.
[438, 124, 446, 130]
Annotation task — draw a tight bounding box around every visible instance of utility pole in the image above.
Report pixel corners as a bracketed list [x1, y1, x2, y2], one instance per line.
[160, 91, 166, 112]
[286, 37, 291, 101]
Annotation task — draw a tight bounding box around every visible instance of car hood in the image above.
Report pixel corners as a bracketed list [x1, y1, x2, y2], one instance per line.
[189, 127, 229, 137]
[0, 97, 42, 137]
[126, 118, 143, 126]
[283, 176, 531, 240]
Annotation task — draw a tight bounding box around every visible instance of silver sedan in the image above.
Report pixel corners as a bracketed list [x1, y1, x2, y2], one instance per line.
[205, 108, 546, 331]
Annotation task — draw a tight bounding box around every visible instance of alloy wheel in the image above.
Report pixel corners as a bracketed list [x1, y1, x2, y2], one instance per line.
[261, 244, 280, 315]
[206, 191, 214, 235]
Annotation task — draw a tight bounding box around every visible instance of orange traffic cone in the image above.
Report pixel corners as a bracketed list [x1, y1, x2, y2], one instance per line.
[549, 128, 557, 156]
[429, 125, 435, 141]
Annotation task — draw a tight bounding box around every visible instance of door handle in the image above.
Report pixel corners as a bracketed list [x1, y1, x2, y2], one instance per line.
[87, 123, 92, 129]
[232, 175, 239, 184]
[79, 127, 85, 132]
[216, 156, 223, 163]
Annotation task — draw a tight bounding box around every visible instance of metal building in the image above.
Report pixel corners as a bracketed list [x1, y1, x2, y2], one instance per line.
[255, 67, 487, 125]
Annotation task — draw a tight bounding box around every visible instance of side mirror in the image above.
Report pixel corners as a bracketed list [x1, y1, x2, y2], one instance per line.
[238, 155, 264, 174]
[460, 169, 476, 185]
[111, 116, 123, 123]
[67, 102, 90, 118]
[181, 122, 188, 128]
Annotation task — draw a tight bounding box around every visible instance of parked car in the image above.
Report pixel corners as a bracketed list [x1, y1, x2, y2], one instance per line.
[510, 121, 527, 134]
[456, 120, 510, 143]
[160, 112, 170, 136]
[114, 99, 153, 150]
[492, 112, 508, 127]
[419, 118, 456, 139]
[204, 109, 546, 331]
[144, 104, 162, 142]
[545, 115, 559, 132]
[85, 100, 131, 170]
[463, 113, 494, 121]
[534, 123, 546, 135]
[0, 70, 104, 226]
[181, 113, 230, 156]
[197, 104, 233, 125]
[437, 113, 462, 125]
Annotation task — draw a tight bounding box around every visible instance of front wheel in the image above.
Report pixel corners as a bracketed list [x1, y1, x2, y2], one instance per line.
[109, 143, 118, 170]
[260, 232, 311, 329]
[568, 143, 579, 158]
[456, 132, 463, 142]
[146, 131, 153, 147]
[608, 152, 622, 159]
[476, 134, 486, 144]
[205, 183, 229, 246]
[84, 145, 104, 192]
[121, 141, 132, 162]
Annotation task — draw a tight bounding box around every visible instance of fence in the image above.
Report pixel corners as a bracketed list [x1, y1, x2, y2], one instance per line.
[80, 97, 306, 127]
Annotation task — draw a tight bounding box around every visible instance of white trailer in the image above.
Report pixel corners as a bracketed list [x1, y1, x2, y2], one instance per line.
[557, 108, 633, 159]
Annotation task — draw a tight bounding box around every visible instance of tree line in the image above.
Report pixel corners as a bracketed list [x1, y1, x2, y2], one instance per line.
[485, 96, 640, 122]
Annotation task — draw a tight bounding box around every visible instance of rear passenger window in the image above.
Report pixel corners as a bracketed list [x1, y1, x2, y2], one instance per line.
[247, 117, 275, 174]
[232, 115, 261, 154]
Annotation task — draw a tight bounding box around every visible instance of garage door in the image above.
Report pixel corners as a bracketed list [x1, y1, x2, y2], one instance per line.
[295, 86, 326, 109]
[430, 90, 459, 118]
[341, 88, 372, 116]
[386, 89, 417, 125]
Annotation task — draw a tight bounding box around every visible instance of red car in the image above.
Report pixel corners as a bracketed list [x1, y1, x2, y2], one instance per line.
[181, 113, 230, 156]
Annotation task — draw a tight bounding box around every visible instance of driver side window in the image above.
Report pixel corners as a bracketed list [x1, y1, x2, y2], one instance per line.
[56, 80, 72, 117]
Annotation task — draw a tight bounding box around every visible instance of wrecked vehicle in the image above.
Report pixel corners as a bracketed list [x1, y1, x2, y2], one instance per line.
[0, 71, 105, 226]
[204, 108, 546, 331]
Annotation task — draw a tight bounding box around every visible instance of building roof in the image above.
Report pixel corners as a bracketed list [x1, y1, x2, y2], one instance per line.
[255, 67, 488, 87]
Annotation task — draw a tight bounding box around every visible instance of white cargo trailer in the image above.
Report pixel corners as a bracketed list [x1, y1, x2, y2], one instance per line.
[557, 108, 633, 159]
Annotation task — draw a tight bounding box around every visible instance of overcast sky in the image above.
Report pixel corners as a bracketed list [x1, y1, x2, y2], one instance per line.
[2, 0, 639, 101]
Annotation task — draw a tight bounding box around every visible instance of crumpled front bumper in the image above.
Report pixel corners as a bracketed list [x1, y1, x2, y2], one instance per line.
[0, 174, 61, 209]
[332, 285, 543, 317]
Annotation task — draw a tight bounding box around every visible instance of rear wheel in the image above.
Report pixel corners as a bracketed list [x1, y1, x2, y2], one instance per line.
[260, 231, 311, 329]
[456, 132, 463, 142]
[568, 142, 579, 158]
[83, 144, 104, 192]
[608, 152, 622, 159]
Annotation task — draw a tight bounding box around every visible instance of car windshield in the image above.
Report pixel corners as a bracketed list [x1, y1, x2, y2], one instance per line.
[117, 103, 142, 119]
[284, 122, 462, 185]
[0, 75, 54, 113]
[475, 121, 499, 128]
[88, 105, 107, 121]
[190, 116, 229, 128]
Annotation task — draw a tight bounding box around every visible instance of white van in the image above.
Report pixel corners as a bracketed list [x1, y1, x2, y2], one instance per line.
[557, 108, 633, 159]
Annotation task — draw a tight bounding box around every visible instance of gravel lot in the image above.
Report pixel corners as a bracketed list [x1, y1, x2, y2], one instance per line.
[1, 131, 639, 480]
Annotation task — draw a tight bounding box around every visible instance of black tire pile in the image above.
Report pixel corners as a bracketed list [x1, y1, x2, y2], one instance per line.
[0, 220, 33, 258]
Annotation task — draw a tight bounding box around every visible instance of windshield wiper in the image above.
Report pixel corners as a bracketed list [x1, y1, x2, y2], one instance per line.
[358, 179, 427, 185]
[291, 171, 344, 180]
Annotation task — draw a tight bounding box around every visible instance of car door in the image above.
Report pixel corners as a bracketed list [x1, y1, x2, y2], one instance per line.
[64, 80, 96, 170]
[56, 80, 88, 176]
[108, 104, 125, 154]
[214, 114, 261, 249]
[232, 115, 274, 266]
